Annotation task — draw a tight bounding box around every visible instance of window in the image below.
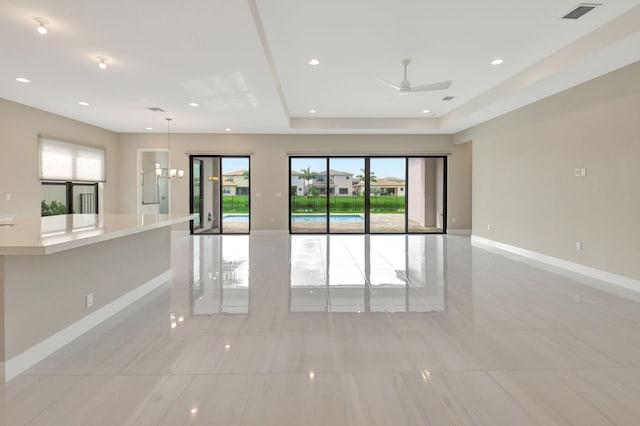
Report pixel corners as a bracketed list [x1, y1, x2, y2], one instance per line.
[339, 188, 348, 195]
[39, 137, 103, 216]
[41, 182, 98, 216]
[223, 187, 232, 194]
[225, 176, 234, 182]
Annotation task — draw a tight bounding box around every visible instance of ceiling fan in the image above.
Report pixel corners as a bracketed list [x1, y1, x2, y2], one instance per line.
[379, 59, 452, 95]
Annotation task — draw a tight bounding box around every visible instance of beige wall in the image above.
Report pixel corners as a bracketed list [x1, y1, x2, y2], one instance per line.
[455, 60, 640, 280]
[0, 98, 120, 217]
[118, 133, 472, 231]
[448, 142, 472, 230]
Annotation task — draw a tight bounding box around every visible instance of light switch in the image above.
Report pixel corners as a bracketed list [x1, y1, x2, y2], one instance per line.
[5, 193, 10, 201]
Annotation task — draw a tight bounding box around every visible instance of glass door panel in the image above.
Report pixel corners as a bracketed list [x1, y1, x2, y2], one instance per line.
[369, 158, 406, 233]
[328, 157, 364, 233]
[290, 157, 328, 233]
[191, 158, 203, 230]
[408, 157, 445, 233]
[221, 157, 250, 234]
[191, 156, 221, 234]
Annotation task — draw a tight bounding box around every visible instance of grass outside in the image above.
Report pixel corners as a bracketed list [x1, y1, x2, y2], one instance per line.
[223, 195, 249, 213]
[209, 195, 406, 215]
[291, 196, 405, 213]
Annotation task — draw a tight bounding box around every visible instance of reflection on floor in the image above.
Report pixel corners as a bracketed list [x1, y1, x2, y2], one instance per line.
[3, 232, 640, 425]
[289, 235, 446, 313]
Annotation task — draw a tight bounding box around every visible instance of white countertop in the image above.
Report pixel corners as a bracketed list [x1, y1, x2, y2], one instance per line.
[0, 214, 195, 255]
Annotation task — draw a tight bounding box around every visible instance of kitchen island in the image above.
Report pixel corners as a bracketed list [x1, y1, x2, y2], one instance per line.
[0, 214, 193, 382]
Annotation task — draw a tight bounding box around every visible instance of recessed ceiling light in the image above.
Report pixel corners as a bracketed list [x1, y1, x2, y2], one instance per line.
[78, 101, 89, 106]
[422, 109, 430, 114]
[189, 102, 199, 107]
[15, 77, 30, 83]
[308, 58, 320, 66]
[97, 56, 107, 70]
[491, 58, 504, 65]
[309, 109, 317, 114]
[34, 18, 48, 35]
[224, 128, 232, 132]
[145, 127, 153, 131]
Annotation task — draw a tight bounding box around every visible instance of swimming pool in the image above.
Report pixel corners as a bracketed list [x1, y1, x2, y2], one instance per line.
[223, 215, 249, 223]
[292, 214, 364, 223]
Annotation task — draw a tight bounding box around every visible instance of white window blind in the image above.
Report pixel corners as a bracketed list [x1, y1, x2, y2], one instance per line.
[39, 137, 106, 182]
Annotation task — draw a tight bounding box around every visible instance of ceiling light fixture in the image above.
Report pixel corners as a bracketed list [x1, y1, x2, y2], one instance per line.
[422, 109, 430, 114]
[309, 109, 317, 114]
[491, 58, 504, 65]
[188, 102, 199, 107]
[165, 118, 184, 179]
[97, 56, 108, 70]
[308, 58, 320, 66]
[34, 18, 48, 35]
[78, 101, 89, 106]
[16, 77, 30, 83]
[224, 128, 232, 132]
[145, 127, 153, 131]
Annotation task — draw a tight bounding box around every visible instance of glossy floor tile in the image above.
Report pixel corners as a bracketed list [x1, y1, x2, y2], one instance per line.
[2, 232, 640, 425]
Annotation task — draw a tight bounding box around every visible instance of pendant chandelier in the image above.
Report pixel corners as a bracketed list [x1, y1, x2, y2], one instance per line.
[162, 117, 184, 179]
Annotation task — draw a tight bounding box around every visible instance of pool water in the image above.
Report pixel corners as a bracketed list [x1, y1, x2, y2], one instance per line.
[292, 214, 364, 223]
[223, 215, 249, 223]
[223, 214, 365, 223]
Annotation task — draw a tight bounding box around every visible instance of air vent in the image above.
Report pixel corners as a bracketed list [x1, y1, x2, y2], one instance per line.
[562, 3, 600, 20]
[442, 96, 455, 101]
[146, 106, 165, 112]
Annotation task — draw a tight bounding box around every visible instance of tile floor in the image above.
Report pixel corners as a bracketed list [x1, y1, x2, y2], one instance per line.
[1, 232, 640, 425]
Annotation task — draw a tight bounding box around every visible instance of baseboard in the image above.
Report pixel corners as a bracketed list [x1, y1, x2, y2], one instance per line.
[471, 235, 640, 293]
[0, 270, 171, 383]
[448, 229, 472, 235]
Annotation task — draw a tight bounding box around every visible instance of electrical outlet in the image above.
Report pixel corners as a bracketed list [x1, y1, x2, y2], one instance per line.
[452, 217, 456, 223]
[580, 168, 586, 176]
[86, 293, 94, 308]
[575, 168, 581, 177]
[575, 241, 582, 251]
[5, 193, 11, 201]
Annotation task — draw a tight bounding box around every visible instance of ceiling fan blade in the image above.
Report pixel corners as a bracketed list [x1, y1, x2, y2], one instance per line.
[411, 80, 452, 92]
[377, 78, 401, 91]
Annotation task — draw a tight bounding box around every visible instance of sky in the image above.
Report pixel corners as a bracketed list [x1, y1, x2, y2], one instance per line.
[291, 157, 406, 179]
[222, 157, 250, 174]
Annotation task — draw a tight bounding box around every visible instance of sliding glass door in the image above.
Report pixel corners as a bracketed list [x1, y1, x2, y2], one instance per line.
[407, 157, 446, 232]
[289, 156, 446, 234]
[190, 155, 250, 234]
[290, 157, 328, 233]
[328, 157, 365, 233]
[369, 157, 406, 233]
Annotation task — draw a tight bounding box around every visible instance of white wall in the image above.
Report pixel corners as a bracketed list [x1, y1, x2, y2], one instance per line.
[455, 60, 640, 280]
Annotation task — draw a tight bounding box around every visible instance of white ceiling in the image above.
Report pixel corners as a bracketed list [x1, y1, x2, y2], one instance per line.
[0, 0, 639, 134]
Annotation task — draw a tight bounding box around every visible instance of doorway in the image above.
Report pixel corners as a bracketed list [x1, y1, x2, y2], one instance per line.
[190, 155, 250, 234]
